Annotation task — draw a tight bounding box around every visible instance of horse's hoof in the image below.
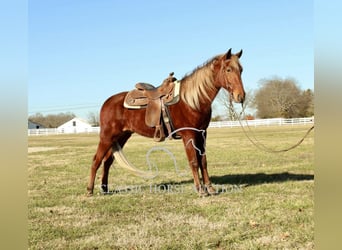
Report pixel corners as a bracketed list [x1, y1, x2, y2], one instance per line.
[198, 185, 209, 197]
[101, 184, 108, 194]
[86, 187, 94, 197]
[205, 184, 217, 195]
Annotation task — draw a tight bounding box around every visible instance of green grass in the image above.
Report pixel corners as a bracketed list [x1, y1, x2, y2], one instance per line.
[28, 126, 314, 249]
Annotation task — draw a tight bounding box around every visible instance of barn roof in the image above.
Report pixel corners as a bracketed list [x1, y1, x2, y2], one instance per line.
[28, 120, 45, 129]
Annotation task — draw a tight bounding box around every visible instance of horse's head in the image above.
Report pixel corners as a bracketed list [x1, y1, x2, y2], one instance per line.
[212, 49, 245, 104]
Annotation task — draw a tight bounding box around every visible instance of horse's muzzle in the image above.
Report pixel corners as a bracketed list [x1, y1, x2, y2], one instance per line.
[233, 93, 245, 104]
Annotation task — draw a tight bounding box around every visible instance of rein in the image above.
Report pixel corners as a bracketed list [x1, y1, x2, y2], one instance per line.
[229, 100, 314, 153]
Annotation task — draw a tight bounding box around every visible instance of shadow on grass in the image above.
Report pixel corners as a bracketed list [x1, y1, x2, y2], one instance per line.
[210, 171, 314, 187]
[103, 172, 313, 195]
[152, 171, 314, 187]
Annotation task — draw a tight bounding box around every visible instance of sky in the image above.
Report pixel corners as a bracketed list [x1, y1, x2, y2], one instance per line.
[28, 0, 313, 119]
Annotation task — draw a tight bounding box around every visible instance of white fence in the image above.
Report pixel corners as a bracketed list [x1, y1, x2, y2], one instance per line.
[28, 117, 314, 136]
[28, 127, 101, 136]
[209, 117, 314, 128]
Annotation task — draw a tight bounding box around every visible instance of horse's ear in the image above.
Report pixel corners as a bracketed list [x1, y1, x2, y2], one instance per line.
[236, 49, 243, 58]
[225, 48, 232, 60]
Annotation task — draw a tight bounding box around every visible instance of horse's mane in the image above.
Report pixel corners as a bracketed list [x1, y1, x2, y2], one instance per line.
[180, 55, 222, 110]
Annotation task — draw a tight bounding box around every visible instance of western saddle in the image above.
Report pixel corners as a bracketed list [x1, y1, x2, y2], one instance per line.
[124, 72, 181, 141]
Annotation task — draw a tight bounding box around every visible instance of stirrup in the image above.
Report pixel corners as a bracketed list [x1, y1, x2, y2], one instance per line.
[153, 125, 165, 142]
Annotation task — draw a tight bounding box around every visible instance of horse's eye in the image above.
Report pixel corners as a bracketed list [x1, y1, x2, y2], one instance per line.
[227, 68, 232, 73]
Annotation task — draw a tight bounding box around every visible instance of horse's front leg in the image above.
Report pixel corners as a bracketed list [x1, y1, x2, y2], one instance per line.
[189, 130, 215, 195]
[199, 154, 216, 195]
[182, 132, 208, 196]
[196, 131, 216, 195]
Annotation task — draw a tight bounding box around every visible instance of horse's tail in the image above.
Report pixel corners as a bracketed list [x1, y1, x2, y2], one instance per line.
[112, 142, 157, 179]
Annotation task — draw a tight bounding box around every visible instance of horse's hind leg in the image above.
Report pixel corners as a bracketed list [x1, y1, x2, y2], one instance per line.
[87, 139, 112, 196]
[99, 131, 132, 194]
[100, 148, 114, 193]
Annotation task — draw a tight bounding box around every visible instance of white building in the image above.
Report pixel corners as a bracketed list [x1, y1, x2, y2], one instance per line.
[57, 117, 92, 134]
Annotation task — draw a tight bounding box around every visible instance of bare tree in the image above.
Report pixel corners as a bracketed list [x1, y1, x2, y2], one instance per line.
[87, 111, 100, 126]
[216, 88, 254, 120]
[28, 112, 76, 128]
[298, 89, 314, 117]
[253, 77, 313, 118]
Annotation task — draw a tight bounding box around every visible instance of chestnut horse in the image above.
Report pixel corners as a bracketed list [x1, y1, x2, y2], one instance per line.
[87, 49, 245, 196]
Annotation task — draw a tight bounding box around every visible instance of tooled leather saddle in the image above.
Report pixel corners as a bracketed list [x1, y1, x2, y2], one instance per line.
[123, 72, 181, 141]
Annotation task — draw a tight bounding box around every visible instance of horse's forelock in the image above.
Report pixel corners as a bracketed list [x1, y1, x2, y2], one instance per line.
[228, 55, 242, 72]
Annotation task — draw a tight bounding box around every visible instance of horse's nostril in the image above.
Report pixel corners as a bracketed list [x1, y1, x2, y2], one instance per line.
[237, 94, 243, 103]
[238, 94, 245, 103]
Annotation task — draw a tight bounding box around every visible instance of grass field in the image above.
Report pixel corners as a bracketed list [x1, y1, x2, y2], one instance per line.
[28, 125, 314, 249]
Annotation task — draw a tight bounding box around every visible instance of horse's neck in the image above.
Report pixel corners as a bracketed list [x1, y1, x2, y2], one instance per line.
[180, 68, 220, 111]
[206, 85, 220, 103]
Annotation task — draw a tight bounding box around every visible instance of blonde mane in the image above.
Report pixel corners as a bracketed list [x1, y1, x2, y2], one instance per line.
[180, 55, 221, 110]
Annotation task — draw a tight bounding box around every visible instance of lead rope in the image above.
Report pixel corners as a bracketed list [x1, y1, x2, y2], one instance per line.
[229, 98, 314, 153]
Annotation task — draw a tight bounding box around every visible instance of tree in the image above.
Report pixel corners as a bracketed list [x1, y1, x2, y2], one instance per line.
[87, 111, 100, 126]
[253, 77, 313, 118]
[215, 88, 254, 120]
[298, 89, 314, 117]
[28, 112, 76, 128]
